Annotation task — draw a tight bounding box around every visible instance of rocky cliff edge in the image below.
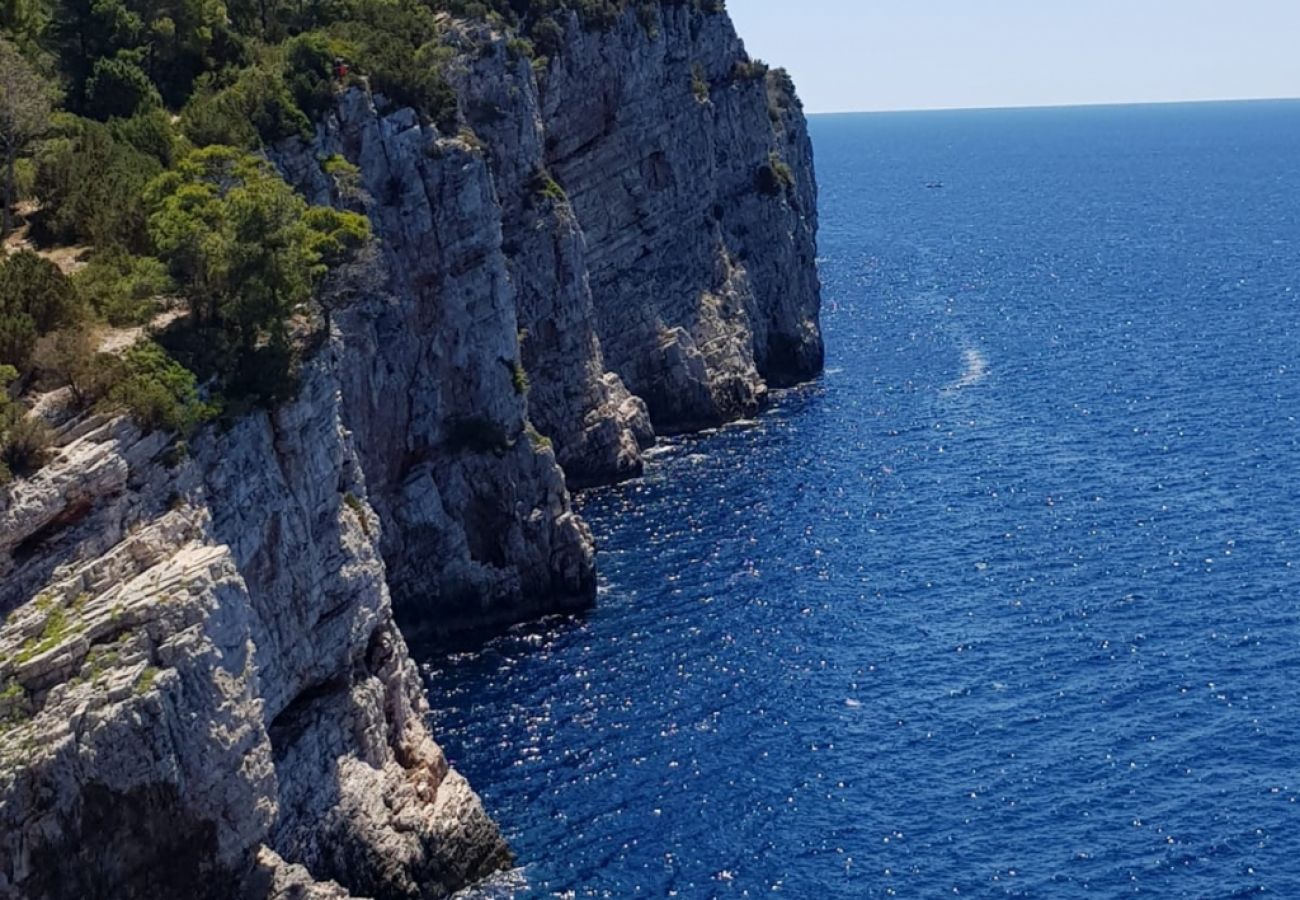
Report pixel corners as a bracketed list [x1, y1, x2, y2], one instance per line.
[0, 3, 821, 897]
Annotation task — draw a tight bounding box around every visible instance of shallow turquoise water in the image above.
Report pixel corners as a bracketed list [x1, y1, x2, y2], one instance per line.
[425, 100, 1300, 897]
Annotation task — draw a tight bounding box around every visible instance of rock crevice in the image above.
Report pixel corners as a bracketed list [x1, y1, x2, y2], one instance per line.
[0, 5, 820, 898]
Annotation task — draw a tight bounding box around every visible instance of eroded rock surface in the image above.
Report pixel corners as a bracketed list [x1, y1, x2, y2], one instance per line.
[0, 354, 511, 900]
[0, 4, 820, 897]
[539, 5, 822, 435]
[273, 98, 597, 630]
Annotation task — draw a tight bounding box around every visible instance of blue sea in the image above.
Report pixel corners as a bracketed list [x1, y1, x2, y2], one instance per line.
[424, 101, 1300, 898]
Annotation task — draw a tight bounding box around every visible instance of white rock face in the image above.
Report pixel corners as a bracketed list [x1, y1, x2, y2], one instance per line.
[272, 93, 599, 629]
[441, 3, 821, 478]
[538, 6, 823, 435]
[0, 352, 510, 899]
[445, 24, 654, 488]
[0, 4, 820, 898]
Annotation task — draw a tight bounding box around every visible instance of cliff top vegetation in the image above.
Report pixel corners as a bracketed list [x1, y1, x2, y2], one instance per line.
[0, 0, 734, 483]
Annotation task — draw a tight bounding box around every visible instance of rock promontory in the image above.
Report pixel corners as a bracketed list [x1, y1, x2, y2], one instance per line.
[0, 3, 820, 897]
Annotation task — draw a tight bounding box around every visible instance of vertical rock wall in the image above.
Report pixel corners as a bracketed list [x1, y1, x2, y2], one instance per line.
[273, 94, 597, 630]
[0, 350, 510, 900]
[0, 2, 823, 897]
[537, 4, 823, 436]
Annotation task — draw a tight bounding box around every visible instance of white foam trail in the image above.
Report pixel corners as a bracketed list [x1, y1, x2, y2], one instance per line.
[943, 348, 989, 393]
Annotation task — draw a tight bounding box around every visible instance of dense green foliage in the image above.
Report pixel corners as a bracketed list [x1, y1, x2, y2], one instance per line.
[0, 38, 56, 236]
[105, 339, 212, 432]
[145, 145, 367, 402]
[1, 0, 734, 482]
[5, 0, 730, 142]
[0, 250, 80, 368]
[0, 0, 401, 479]
[73, 250, 174, 325]
[31, 114, 163, 249]
[181, 67, 313, 149]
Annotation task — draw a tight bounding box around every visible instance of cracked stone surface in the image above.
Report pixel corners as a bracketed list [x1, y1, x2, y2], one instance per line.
[0, 5, 819, 898]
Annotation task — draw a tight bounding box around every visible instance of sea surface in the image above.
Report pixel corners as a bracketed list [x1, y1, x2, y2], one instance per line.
[423, 101, 1300, 898]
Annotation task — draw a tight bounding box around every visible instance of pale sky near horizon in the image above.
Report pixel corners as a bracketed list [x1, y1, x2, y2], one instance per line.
[726, 1, 1300, 114]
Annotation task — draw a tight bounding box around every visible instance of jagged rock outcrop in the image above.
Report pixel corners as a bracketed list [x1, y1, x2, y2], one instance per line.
[442, 1, 821, 477]
[0, 2, 821, 897]
[272, 98, 596, 629]
[267, 0, 822, 617]
[446, 26, 653, 489]
[538, 5, 822, 436]
[0, 350, 510, 900]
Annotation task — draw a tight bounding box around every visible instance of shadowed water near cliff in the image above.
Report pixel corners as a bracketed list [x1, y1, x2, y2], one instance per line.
[423, 101, 1300, 897]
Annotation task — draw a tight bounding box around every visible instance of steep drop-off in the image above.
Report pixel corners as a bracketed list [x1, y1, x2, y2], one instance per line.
[0, 4, 820, 898]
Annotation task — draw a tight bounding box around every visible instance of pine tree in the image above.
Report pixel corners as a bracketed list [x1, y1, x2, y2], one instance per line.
[0, 38, 54, 237]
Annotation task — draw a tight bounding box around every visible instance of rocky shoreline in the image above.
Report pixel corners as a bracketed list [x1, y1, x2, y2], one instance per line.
[0, 4, 820, 897]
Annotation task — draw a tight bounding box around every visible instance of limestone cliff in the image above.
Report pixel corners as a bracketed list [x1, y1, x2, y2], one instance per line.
[0, 355, 510, 899]
[448, 3, 822, 476]
[0, 3, 820, 898]
[537, 5, 822, 436]
[271, 99, 597, 632]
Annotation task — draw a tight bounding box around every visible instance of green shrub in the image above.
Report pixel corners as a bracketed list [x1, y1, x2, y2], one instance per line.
[320, 154, 365, 201]
[691, 64, 709, 102]
[74, 251, 174, 326]
[109, 110, 179, 168]
[506, 37, 535, 61]
[85, 52, 163, 120]
[0, 404, 53, 480]
[756, 151, 794, 197]
[529, 16, 565, 59]
[182, 67, 312, 149]
[104, 340, 212, 434]
[0, 315, 36, 376]
[510, 359, 529, 394]
[0, 251, 82, 369]
[145, 146, 368, 401]
[525, 421, 552, 451]
[134, 666, 159, 694]
[320, 153, 358, 177]
[0, 679, 23, 705]
[304, 205, 370, 265]
[528, 168, 567, 205]
[32, 115, 162, 250]
[12, 158, 38, 202]
[284, 32, 353, 122]
[732, 58, 769, 82]
[0, 364, 46, 483]
[326, 0, 458, 130]
[32, 326, 123, 407]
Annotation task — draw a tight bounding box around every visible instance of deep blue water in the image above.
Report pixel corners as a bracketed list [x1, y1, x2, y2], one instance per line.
[425, 101, 1300, 898]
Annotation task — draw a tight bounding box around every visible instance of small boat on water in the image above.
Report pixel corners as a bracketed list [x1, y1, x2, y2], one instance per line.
[925, 180, 945, 189]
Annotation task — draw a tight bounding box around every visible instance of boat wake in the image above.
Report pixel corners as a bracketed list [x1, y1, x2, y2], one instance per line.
[943, 348, 989, 393]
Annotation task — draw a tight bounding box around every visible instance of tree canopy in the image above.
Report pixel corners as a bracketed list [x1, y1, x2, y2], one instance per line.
[0, 0, 727, 482]
[0, 37, 55, 235]
[144, 145, 367, 400]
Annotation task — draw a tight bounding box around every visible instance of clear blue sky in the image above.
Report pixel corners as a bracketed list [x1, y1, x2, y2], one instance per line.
[727, 1, 1300, 113]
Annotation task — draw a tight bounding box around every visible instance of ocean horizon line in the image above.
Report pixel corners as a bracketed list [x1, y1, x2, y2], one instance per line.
[807, 95, 1300, 117]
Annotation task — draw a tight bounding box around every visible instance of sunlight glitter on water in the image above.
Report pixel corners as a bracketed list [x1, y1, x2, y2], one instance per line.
[423, 102, 1300, 898]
